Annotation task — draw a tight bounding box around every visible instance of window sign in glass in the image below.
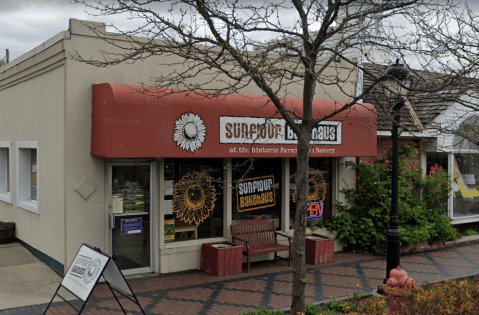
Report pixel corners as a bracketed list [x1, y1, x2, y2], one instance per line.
[236, 175, 275, 212]
[290, 158, 331, 229]
[164, 158, 224, 242]
[232, 158, 281, 229]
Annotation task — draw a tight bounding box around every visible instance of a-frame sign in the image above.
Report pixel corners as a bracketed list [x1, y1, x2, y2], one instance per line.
[43, 243, 146, 315]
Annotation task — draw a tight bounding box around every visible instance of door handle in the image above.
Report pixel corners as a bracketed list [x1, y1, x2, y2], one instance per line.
[110, 214, 115, 229]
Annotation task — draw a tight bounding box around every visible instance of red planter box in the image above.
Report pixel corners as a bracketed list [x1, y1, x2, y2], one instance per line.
[202, 242, 243, 276]
[305, 233, 334, 265]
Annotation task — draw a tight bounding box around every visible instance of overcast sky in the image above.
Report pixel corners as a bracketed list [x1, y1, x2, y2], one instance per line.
[0, 0, 137, 61]
[1, 0, 479, 63]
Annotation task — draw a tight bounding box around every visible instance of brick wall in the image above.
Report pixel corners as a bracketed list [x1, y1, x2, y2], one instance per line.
[359, 137, 422, 168]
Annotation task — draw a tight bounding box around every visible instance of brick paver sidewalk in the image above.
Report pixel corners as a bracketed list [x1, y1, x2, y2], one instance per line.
[3, 243, 479, 315]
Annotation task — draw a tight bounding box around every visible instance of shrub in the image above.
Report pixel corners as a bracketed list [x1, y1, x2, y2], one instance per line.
[324, 144, 458, 254]
[304, 304, 323, 315]
[464, 228, 478, 236]
[326, 299, 355, 313]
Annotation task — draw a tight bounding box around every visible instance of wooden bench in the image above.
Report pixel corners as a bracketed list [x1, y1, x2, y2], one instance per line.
[231, 219, 292, 273]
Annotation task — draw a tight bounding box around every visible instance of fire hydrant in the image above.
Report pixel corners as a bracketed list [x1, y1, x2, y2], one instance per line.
[386, 266, 416, 289]
[385, 267, 416, 314]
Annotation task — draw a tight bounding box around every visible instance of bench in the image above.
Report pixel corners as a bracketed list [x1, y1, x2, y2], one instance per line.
[231, 219, 292, 273]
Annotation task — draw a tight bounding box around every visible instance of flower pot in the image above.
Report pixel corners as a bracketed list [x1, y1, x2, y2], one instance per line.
[0, 222, 15, 244]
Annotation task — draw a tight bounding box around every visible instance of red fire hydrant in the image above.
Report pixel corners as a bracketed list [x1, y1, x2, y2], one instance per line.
[385, 267, 416, 314]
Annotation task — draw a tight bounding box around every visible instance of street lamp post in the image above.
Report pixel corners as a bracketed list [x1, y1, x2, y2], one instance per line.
[384, 59, 410, 282]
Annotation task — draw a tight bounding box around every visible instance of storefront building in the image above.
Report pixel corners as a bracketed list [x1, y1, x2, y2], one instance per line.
[360, 62, 479, 226]
[426, 100, 479, 225]
[0, 19, 376, 275]
[92, 84, 376, 274]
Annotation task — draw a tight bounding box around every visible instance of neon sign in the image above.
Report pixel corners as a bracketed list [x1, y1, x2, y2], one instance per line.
[307, 202, 323, 219]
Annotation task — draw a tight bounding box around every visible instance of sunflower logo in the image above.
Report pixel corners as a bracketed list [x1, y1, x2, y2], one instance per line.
[292, 168, 327, 203]
[173, 112, 207, 152]
[82, 259, 101, 284]
[172, 171, 217, 225]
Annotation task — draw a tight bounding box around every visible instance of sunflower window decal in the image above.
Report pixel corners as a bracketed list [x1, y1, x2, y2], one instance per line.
[173, 112, 207, 153]
[172, 171, 217, 225]
[292, 168, 327, 203]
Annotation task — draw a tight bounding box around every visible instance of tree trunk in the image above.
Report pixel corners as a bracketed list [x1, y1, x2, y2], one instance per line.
[291, 130, 311, 314]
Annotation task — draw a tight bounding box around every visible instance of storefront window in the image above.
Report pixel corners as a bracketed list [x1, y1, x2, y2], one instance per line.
[453, 115, 479, 151]
[164, 158, 223, 242]
[426, 152, 448, 176]
[453, 154, 479, 217]
[290, 158, 332, 229]
[232, 158, 282, 229]
[31, 149, 37, 201]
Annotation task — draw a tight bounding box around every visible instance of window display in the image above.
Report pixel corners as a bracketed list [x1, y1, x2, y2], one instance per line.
[164, 158, 223, 242]
[290, 158, 331, 229]
[232, 158, 281, 229]
[111, 167, 149, 214]
[453, 154, 479, 217]
[426, 152, 448, 176]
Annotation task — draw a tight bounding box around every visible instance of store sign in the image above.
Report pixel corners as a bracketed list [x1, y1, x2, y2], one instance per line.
[121, 218, 143, 235]
[307, 202, 324, 219]
[220, 116, 342, 145]
[46, 243, 145, 314]
[61, 245, 110, 301]
[236, 175, 275, 212]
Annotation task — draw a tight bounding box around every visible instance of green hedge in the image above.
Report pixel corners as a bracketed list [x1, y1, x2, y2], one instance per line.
[324, 144, 458, 254]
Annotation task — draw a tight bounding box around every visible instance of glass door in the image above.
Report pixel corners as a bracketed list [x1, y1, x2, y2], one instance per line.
[110, 162, 152, 275]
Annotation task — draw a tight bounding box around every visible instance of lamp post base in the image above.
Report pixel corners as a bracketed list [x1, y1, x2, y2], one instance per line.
[385, 228, 401, 283]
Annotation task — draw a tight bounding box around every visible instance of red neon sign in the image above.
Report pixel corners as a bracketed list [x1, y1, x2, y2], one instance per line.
[307, 202, 323, 218]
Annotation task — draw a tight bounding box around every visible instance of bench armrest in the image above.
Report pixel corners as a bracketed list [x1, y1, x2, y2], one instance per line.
[232, 235, 250, 247]
[275, 231, 292, 239]
[275, 231, 293, 247]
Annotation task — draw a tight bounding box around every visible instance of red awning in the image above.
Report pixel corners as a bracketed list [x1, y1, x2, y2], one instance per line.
[91, 83, 377, 158]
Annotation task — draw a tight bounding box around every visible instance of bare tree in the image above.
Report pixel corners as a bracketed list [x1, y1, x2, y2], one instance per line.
[72, 0, 476, 312]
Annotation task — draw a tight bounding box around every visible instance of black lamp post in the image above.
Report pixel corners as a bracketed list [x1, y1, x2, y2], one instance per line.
[384, 59, 410, 282]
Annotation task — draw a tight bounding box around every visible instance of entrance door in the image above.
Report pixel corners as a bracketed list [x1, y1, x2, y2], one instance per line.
[110, 162, 153, 275]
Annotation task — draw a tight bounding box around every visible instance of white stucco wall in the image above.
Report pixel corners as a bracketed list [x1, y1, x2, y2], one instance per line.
[0, 41, 66, 266]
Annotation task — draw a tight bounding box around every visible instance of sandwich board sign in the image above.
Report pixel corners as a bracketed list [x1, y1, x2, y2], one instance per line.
[43, 243, 145, 315]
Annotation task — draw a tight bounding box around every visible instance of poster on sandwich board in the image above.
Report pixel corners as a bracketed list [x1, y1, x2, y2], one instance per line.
[61, 244, 110, 301]
[45, 243, 144, 315]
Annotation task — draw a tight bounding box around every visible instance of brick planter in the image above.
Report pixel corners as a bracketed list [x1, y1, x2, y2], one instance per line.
[202, 242, 243, 276]
[305, 233, 334, 265]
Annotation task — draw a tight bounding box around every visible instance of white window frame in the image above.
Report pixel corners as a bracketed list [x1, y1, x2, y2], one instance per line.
[0, 141, 13, 204]
[17, 141, 39, 214]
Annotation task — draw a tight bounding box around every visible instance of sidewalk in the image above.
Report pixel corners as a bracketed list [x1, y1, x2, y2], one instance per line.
[0, 243, 75, 311]
[2, 240, 479, 315]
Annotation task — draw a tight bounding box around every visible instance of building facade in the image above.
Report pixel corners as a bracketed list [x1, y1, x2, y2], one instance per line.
[0, 19, 376, 275]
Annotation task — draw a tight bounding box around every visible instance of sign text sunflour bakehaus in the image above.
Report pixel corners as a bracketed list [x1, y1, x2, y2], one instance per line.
[220, 116, 342, 145]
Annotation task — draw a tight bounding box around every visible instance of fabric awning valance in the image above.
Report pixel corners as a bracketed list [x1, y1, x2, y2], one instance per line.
[91, 83, 377, 158]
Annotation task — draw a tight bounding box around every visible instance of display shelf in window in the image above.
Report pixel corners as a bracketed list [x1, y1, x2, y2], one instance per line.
[165, 219, 175, 242]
